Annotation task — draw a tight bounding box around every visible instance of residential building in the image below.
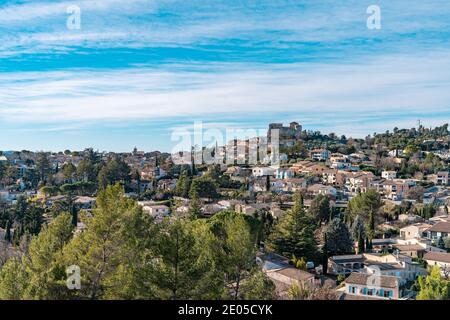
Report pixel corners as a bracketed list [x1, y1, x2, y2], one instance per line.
[399, 223, 432, 240]
[428, 171, 449, 185]
[138, 202, 170, 218]
[381, 179, 415, 200]
[345, 172, 375, 194]
[271, 178, 307, 193]
[381, 170, 397, 180]
[426, 221, 450, 240]
[322, 169, 346, 186]
[252, 166, 275, 177]
[310, 149, 331, 161]
[329, 253, 425, 283]
[388, 150, 404, 157]
[308, 184, 337, 197]
[423, 252, 450, 277]
[274, 167, 295, 179]
[250, 177, 270, 192]
[344, 273, 401, 300]
[259, 252, 315, 299]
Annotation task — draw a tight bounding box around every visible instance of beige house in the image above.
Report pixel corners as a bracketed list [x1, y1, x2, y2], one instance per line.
[322, 169, 347, 186]
[427, 221, 450, 240]
[270, 178, 307, 193]
[293, 162, 327, 175]
[259, 252, 315, 299]
[399, 223, 432, 240]
[264, 266, 315, 299]
[138, 202, 170, 218]
[428, 171, 449, 185]
[344, 273, 401, 300]
[308, 184, 337, 197]
[381, 179, 413, 200]
[329, 253, 426, 283]
[265, 267, 315, 288]
[392, 244, 427, 259]
[424, 252, 450, 278]
[345, 172, 375, 194]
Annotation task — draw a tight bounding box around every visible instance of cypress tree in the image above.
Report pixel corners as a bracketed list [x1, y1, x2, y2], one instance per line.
[4, 221, 11, 242]
[357, 233, 365, 254]
[322, 233, 328, 275]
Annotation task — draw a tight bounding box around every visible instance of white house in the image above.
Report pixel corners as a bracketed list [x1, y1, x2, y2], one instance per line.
[308, 184, 337, 197]
[381, 171, 397, 180]
[274, 167, 295, 180]
[388, 150, 404, 157]
[310, 149, 330, 161]
[252, 166, 275, 177]
[138, 202, 170, 218]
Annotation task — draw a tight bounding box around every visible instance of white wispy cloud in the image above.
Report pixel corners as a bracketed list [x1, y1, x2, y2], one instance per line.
[1, 0, 449, 57]
[0, 0, 155, 22]
[1, 52, 449, 126]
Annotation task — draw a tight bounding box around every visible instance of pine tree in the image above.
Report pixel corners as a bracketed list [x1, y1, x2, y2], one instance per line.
[266, 193, 319, 262]
[209, 212, 258, 300]
[0, 258, 28, 300]
[0, 213, 75, 300]
[154, 218, 222, 299]
[188, 189, 202, 220]
[309, 194, 331, 222]
[324, 218, 353, 255]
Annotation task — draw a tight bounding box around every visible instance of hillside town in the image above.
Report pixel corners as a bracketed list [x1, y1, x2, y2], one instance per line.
[1, 122, 450, 300]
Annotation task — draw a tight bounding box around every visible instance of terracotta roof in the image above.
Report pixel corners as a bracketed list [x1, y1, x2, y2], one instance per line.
[345, 273, 399, 289]
[424, 252, 450, 264]
[428, 222, 450, 233]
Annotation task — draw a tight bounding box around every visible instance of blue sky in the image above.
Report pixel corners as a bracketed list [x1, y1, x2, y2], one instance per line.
[1, 0, 450, 152]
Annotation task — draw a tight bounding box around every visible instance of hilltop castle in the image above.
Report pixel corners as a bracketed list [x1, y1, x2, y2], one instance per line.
[268, 122, 303, 148]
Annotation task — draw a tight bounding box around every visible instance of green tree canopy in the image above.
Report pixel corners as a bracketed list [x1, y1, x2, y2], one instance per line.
[189, 177, 219, 200]
[266, 193, 319, 263]
[309, 194, 331, 222]
[324, 218, 353, 256]
[417, 266, 450, 300]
